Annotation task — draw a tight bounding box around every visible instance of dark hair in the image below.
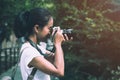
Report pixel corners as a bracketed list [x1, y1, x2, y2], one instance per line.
[14, 8, 52, 38]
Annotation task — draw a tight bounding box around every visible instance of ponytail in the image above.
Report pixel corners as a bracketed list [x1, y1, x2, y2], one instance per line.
[13, 11, 30, 38]
[14, 8, 52, 39]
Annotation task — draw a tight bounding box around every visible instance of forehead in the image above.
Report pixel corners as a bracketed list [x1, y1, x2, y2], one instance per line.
[47, 17, 53, 27]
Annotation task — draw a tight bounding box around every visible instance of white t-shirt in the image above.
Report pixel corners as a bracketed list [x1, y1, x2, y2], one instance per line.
[20, 42, 50, 80]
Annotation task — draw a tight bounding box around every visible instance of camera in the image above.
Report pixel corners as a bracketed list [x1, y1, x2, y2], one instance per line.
[51, 27, 73, 40]
[46, 27, 73, 51]
[52, 27, 73, 34]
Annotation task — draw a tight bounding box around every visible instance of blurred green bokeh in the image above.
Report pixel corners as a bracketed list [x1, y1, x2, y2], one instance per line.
[0, 0, 120, 80]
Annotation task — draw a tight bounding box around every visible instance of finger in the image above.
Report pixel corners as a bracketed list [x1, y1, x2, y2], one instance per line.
[63, 34, 69, 40]
[63, 38, 65, 42]
[52, 28, 57, 36]
[57, 26, 60, 31]
[70, 37, 73, 40]
[57, 26, 63, 34]
[52, 26, 61, 36]
[62, 35, 65, 41]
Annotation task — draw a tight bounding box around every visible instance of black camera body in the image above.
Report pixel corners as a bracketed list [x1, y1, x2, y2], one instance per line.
[46, 27, 73, 51]
[52, 27, 73, 40]
[52, 27, 73, 34]
[61, 29, 73, 34]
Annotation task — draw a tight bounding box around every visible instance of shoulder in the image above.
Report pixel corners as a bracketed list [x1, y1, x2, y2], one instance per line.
[20, 42, 43, 57]
[37, 44, 47, 54]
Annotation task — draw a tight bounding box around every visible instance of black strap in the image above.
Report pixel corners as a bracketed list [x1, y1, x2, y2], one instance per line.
[27, 68, 37, 80]
[27, 39, 46, 80]
[28, 39, 47, 56]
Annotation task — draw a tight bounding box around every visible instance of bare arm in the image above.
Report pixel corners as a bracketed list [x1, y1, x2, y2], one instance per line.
[45, 50, 55, 63]
[29, 28, 65, 77]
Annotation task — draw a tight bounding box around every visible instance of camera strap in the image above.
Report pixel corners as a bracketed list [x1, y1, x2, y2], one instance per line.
[27, 39, 47, 80]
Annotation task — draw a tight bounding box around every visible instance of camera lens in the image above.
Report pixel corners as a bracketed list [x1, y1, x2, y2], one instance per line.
[61, 29, 73, 40]
[51, 27, 73, 40]
[62, 29, 73, 34]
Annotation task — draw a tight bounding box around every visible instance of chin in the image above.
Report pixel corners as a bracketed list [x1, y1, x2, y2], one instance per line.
[40, 34, 50, 42]
[40, 37, 47, 42]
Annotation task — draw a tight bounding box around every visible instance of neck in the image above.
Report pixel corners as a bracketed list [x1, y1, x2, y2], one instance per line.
[28, 34, 37, 44]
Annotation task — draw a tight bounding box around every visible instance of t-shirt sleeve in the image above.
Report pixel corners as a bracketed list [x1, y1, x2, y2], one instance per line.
[22, 47, 43, 69]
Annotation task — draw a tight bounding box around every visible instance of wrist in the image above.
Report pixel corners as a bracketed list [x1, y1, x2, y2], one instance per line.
[54, 43, 61, 48]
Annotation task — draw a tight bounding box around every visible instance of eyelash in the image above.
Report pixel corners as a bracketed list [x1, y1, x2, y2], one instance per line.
[49, 27, 52, 30]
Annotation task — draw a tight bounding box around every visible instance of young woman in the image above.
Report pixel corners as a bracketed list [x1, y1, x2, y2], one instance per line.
[14, 8, 68, 80]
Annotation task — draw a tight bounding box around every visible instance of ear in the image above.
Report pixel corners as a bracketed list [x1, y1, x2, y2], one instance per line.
[34, 24, 39, 33]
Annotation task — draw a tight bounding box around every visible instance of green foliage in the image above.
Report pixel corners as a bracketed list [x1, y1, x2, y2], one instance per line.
[0, 0, 56, 43]
[1, 0, 120, 80]
[111, 66, 120, 80]
[54, 0, 120, 80]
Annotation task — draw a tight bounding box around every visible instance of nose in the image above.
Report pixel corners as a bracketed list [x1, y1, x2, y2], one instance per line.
[49, 29, 52, 35]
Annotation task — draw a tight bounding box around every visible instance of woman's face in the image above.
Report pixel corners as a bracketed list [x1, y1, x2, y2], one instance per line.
[38, 17, 53, 40]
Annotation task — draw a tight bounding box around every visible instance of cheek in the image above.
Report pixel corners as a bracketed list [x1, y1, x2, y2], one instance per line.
[41, 28, 49, 36]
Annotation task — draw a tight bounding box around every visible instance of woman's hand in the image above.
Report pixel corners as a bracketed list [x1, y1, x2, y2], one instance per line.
[52, 27, 65, 45]
[52, 27, 72, 46]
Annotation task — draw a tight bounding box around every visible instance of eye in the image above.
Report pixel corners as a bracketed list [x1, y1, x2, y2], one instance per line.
[49, 26, 52, 30]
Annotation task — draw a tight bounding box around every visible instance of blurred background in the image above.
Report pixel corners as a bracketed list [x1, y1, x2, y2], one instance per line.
[0, 0, 120, 80]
